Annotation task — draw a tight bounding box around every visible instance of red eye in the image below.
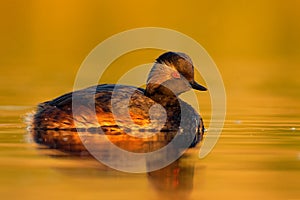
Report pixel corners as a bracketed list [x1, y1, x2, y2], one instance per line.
[171, 71, 181, 79]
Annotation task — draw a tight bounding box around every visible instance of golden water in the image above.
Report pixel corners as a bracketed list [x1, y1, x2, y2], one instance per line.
[1, 1, 300, 199]
[0, 96, 299, 200]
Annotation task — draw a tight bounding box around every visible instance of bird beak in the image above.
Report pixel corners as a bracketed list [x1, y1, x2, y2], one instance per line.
[190, 81, 207, 91]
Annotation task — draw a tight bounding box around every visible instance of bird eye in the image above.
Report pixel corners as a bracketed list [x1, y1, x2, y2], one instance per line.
[171, 71, 181, 79]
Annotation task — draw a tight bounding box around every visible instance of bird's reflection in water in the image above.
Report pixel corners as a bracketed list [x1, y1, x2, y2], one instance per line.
[147, 158, 195, 200]
[29, 129, 197, 199]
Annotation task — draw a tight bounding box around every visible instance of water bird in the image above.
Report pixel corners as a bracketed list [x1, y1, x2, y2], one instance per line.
[29, 52, 207, 153]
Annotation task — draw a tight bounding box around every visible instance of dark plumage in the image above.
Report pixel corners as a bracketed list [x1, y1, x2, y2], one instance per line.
[29, 52, 207, 153]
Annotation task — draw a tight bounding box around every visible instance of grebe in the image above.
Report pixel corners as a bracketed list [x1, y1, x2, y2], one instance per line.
[30, 52, 207, 153]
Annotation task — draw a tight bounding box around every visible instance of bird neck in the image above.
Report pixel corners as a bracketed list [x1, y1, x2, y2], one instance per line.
[145, 84, 180, 107]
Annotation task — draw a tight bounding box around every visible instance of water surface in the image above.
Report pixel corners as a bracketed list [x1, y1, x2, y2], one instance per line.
[0, 99, 299, 200]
